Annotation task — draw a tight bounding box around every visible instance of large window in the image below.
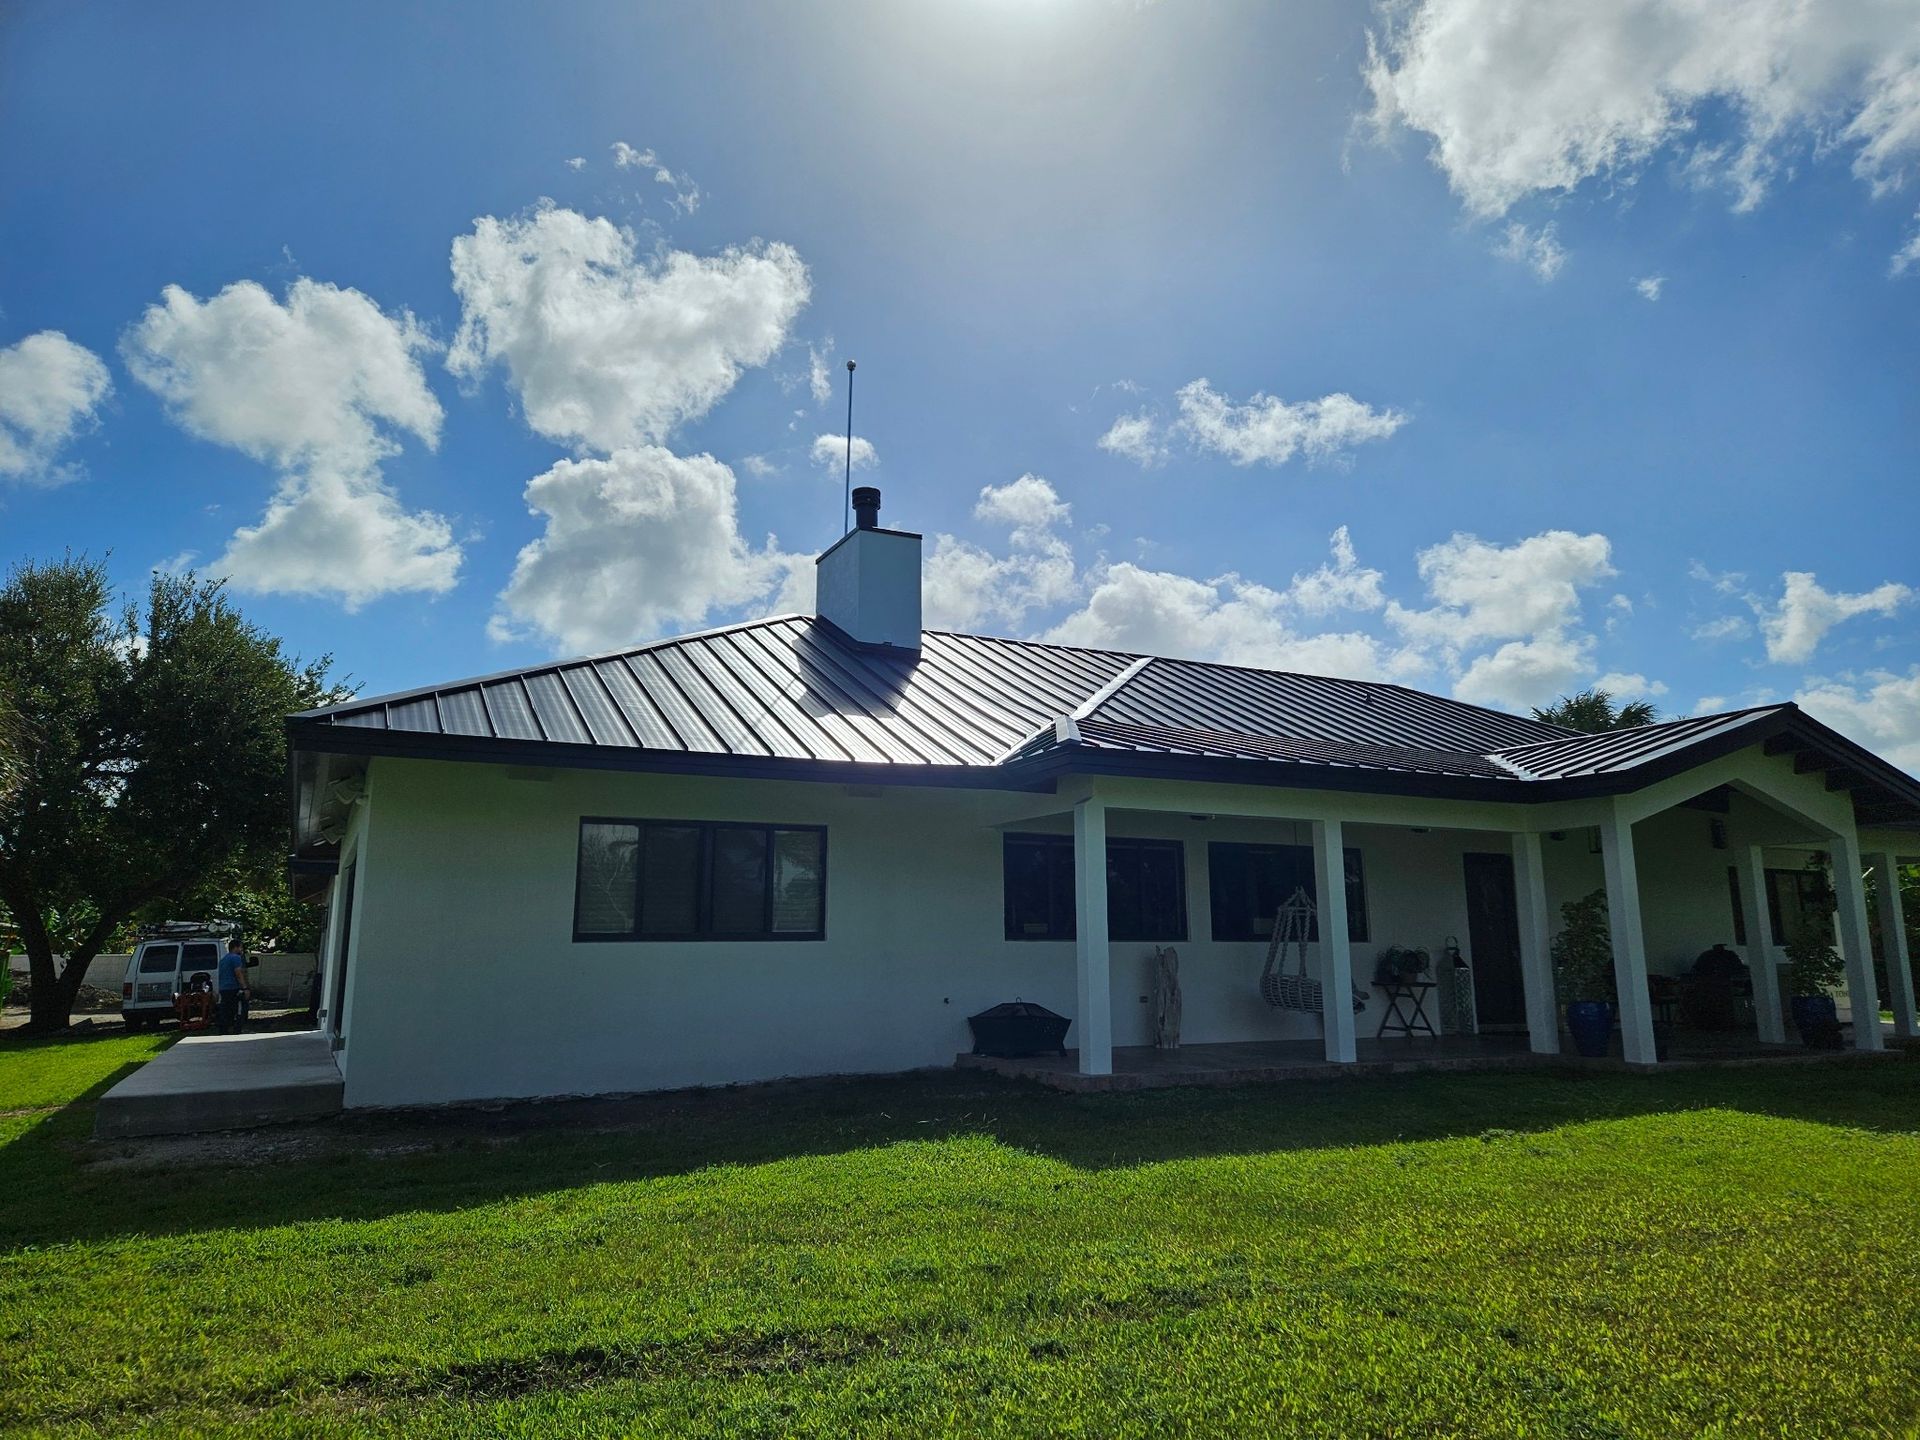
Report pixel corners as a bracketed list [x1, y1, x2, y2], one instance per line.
[1002, 834, 1187, 942]
[1727, 864, 1834, 947]
[1207, 842, 1369, 943]
[574, 819, 826, 941]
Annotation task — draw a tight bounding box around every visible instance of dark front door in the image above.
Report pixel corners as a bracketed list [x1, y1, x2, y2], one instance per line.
[1463, 853, 1525, 1029]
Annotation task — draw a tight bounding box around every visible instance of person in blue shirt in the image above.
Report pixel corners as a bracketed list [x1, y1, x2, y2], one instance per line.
[216, 940, 251, 1034]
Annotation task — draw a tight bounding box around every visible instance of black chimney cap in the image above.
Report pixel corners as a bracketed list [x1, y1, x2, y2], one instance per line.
[851, 486, 882, 529]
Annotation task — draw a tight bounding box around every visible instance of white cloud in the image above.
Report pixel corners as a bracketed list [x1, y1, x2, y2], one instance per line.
[220, 470, 461, 608]
[1379, 530, 1616, 709]
[1893, 211, 1920, 275]
[924, 475, 1077, 633]
[808, 343, 834, 406]
[1365, 0, 1920, 221]
[448, 204, 809, 453]
[1046, 562, 1418, 679]
[1691, 614, 1752, 643]
[1494, 221, 1566, 280]
[740, 453, 777, 478]
[1097, 411, 1170, 468]
[1174, 378, 1408, 467]
[974, 472, 1069, 535]
[1756, 570, 1912, 664]
[565, 156, 585, 171]
[121, 278, 457, 606]
[611, 141, 701, 214]
[1283, 526, 1386, 616]
[1634, 274, 1665, 300]
[1688, 559, 1746, 595]
[810, 432, 877, 473]
[1453, 634, 1596, 709]
[1388, 529, 1614, 653]
[1592, 670, 1668, 700]
[1796, 666, 1920, 771]
[492, 446, 788, 653]
[1099, 382, 1407, 471]
[0, 330, 113, 484]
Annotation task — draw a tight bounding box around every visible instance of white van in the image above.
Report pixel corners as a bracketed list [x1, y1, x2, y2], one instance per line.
[120, 926, 231, 1030]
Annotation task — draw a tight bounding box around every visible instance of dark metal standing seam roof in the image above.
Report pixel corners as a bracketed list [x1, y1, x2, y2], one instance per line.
[1487, 706, 1787, 780]
[293, 617, 1140, 768]
[288, 615, 1920, 824]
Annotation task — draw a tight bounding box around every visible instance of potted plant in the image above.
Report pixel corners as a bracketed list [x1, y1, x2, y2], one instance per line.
[1551, 890, 1616, 1058]
[1784, 931, 1846, 1048]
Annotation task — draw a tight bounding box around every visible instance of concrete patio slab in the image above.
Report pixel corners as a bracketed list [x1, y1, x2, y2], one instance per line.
[956, 1031, 1890, 1092]
[94, 1029, 343, 1139]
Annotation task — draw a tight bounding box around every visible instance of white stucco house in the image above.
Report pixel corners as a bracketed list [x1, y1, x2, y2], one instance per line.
[288, 489, 1920, 1109]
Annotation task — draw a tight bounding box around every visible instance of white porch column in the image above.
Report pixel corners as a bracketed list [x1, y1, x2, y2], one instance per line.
[1312, 818, 1357, 1064]
[1511, 831, 1559, 1055]
[1599, 803, 1659, 1066]
[1832, 833, 1885, 1053]
[1869, 851, 1918, 1039]
[1738, 844, 1786, 1044]
[1072, 796, 1113, 1076]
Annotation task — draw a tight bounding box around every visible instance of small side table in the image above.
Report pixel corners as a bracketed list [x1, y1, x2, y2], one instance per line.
[1375, 979, 1438, 1039]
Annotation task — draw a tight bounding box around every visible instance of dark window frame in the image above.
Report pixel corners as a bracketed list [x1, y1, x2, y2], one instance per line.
[1001, 833, 1189, 943]
[1206, 841, 1370, 944]
[572, 817, 828, 943]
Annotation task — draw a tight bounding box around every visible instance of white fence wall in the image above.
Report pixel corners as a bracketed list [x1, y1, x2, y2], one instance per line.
[7, 952, 319, 1005]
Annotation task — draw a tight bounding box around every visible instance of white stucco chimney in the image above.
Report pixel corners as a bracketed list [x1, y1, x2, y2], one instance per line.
[814, 486, 922, 652]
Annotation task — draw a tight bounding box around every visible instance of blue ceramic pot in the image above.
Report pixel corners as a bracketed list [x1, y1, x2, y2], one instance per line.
[1790, 994, 1837, 1043]
[1565, 1000, 1613, 1058]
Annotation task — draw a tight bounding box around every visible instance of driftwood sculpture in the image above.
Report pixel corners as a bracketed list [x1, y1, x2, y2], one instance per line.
[1152, 946, 1182, 1050]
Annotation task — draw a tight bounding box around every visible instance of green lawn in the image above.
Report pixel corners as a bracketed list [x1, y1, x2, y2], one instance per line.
[3, 1036, 1919, 1438]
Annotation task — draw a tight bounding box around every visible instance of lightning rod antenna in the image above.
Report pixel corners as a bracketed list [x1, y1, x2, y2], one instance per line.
[842, 359, 857, 534]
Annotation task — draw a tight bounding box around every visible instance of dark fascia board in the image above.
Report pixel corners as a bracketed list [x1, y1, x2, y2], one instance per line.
[286, 719, 1054, 794]
[1773, 707, 1920, 813]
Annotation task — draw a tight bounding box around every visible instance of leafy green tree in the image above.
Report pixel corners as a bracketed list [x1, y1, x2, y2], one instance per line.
[0, 558, 342, 1031]
[1532, 688, 1657, 733]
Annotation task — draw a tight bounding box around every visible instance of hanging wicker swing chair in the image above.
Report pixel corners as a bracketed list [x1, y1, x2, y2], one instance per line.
[1259, 886, 1368, 1016]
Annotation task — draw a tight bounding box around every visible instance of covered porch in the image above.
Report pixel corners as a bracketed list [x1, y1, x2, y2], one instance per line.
[1011, 735, 1920, 1080]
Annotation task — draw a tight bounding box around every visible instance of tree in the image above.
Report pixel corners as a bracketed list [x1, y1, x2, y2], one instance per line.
[1532, 688, 1657, 733]
[0, 558, 341, 1031]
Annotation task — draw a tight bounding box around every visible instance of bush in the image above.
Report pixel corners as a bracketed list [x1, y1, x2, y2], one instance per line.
[1551, 890, 1615, 1004]
[1784, 932, 1845, 997]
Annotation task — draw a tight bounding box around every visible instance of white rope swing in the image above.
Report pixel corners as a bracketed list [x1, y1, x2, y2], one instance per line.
[1258, 886, 1368, 1016]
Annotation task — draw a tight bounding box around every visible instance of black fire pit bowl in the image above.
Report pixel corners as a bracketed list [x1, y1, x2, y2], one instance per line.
[968, 1000, 1071, 1058]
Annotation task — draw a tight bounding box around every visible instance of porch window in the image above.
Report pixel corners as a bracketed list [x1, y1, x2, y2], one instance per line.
[1001, 834, 1187, 942]
[1206, 842, 1369, 943]
[573, 818, 826, 941]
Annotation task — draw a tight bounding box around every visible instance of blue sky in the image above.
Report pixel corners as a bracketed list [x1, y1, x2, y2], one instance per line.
[2, 1, 1917, 762]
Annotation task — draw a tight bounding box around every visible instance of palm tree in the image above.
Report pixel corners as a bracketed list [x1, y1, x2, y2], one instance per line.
[1531, 688, 1657, 734]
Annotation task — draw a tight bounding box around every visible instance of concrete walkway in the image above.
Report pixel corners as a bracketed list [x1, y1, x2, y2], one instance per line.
[94, 1030, 343, 1139]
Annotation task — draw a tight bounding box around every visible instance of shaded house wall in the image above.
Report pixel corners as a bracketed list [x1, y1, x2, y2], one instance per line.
[315, 757, 1756, 1109]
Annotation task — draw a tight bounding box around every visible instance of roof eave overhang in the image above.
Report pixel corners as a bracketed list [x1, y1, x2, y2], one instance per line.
[286, 719, 1059, 794]
[287, 703, 1920, 824]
